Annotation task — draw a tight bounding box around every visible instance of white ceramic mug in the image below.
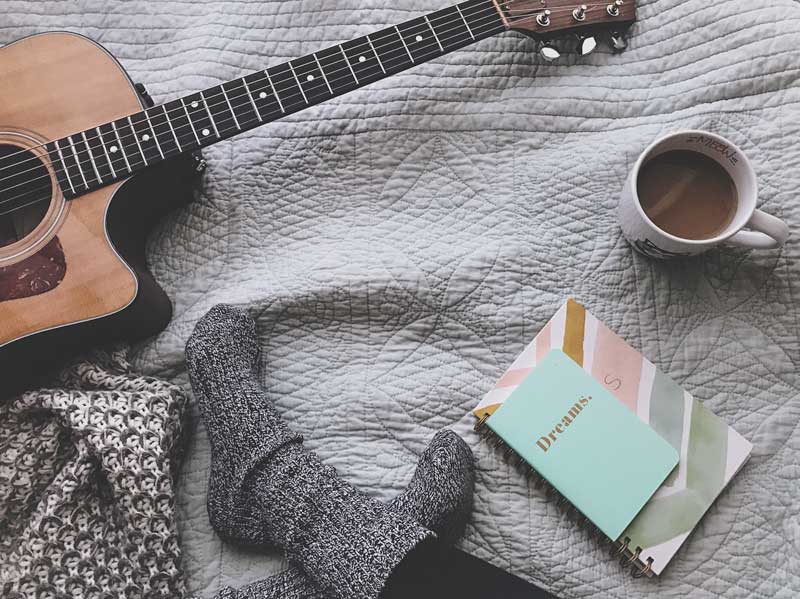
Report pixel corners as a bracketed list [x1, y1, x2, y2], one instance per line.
[619, 130, 789, 259]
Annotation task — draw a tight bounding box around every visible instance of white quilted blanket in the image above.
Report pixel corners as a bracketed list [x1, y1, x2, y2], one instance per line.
[2, 0, 799, 597]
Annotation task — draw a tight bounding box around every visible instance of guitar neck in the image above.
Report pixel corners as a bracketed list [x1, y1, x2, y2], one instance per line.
[47, 0, 504, 199]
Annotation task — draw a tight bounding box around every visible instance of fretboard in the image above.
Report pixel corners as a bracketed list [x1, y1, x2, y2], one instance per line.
[46, 0, 504, 200]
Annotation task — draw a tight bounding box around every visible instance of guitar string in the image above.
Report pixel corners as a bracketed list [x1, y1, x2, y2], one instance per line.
[0, 1, 618, 182]
[0, 3, 510, 195]
[0, 11, 500, 220]
[0, 0, 608, 214]
[0, 1, 615, 185]
[0, 3, 621, 214]
[0, 0, 621, 180]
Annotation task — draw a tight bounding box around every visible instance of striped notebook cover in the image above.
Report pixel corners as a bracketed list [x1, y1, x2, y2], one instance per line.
[472, 299, 752, 576]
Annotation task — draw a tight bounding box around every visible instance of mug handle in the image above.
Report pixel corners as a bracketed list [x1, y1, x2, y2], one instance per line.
[726, 210, 789, 249]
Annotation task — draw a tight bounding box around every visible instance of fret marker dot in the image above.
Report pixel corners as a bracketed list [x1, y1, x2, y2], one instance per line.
[202, 128, 211, 137]
[416, 35, 423, 42]
[259, 92, 267, 99]
[191, 101, 199, 108]
[359, 56, 366, 62]
[306, 74, 315, 81]
[110, 146, 118, 153]
[142, 134, 150, 142]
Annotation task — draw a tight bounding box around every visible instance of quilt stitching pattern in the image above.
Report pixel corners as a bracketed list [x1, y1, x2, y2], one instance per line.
[2, 0, 800, 597]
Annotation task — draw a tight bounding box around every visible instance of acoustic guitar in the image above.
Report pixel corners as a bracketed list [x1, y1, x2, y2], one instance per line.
[0, 0, 635, 390]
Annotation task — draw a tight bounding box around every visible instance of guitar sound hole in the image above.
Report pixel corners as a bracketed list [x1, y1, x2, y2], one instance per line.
[0, 143, 52, 248]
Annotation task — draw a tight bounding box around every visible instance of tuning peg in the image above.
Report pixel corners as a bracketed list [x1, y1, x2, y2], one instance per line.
[608, 31, 628, 53]
[576, 35, 597, 56]
[539, 43, 561, 62]
[607, 0, 624, 17]
[536, 9, 551, 27]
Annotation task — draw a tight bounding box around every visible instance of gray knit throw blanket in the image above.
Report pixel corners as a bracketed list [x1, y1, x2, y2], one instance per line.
[0, 348, 189, 599]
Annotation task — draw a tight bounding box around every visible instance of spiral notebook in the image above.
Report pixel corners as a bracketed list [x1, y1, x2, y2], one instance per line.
[472, 299, 753, 577]
[483, 349, 679, 541]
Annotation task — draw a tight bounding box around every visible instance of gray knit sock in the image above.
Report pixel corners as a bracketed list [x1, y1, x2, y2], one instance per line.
[214, 429, 474, 599]
[388, 428, 474, 546]
[216, 428, 474, 599]
[215, 568, 322, 599]
[186, 305, 474, 599]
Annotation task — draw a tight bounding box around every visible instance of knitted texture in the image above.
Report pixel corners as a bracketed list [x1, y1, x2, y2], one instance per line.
[216, 568, 324, 599]
[0, 348, 189, 599]
[185, 304, 475, 599]
[215, 428, 475, 599]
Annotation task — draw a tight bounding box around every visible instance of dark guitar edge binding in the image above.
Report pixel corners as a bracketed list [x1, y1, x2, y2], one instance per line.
[473, 413, 655, 579]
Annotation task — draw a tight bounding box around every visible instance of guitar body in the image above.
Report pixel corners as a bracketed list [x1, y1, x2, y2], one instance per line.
[0, 2, 635, 396]
[0, 32, 194, 393]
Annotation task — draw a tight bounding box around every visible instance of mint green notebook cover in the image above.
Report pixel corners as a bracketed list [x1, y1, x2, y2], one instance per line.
[487, 350, 679, 541]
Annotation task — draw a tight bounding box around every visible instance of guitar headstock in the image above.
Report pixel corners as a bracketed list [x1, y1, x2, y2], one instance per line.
[496, 0, 636, 59]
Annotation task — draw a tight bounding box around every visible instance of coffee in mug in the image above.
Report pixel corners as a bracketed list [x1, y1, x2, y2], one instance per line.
[619, 130, 789, 259]
[637, 150, 737, 240]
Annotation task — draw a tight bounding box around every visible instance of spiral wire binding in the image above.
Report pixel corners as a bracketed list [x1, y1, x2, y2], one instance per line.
[473, 413, 655, 578]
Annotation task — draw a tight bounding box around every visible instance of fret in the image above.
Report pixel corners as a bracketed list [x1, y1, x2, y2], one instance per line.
[241, 77, 263, 122]
[128, 113, 161, 165]
[180, 93, 219, 142]
[266, 64, 302, 114]
[396, 18, 441, 64]
[459, 0, 504, 38]
[192, 91, 223, 139]
[456, 5, 476, 40]
[127, 116, 148, 166]
[223, 79, 259, 129]
[141, 111, 165, 159]
[427, 6, 475, 52]
[199, 90, 223, 138]
[220, 86, 242, 130]
[61, 140, 86, 191]
[95, 126, 116, 179]
[110, 121, 133, 173]
[339, 44, 359, 85]
[159, 102, 184, 153]
[394, 25, 415, 63]
[98, 123, 129, 175]
[286, 54, 333, 106]
[340, 37, 384, 87]
[424, 16, 444, 52]
[51, 140, 76, 195]
[70, 134, 100, 187]
[49, 157, 73, 199]
[180, 98, 202, 145]
[365, 36, 386, 75]
[81, 131, 103, 184]
[144, 105, 180, 156]
[67, 136, 90, 189]
[264, 70, 285, 114]
[366, 27, 415, 74]
[315, 45, 358, 95]
[244, 71, 283, 120]
[287, 62, 308, 104]
[114, 118, 146, 170]
[313, 53, 335, 94]
[83, 128, 112, 182]
[45, 143, 71, 196]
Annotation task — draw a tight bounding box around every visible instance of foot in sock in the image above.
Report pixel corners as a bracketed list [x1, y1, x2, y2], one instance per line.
[213, 429, 475, 599]
[186, 304, 304, 547]
[388, 428, 474, 546]
[187, 305, 475, 599]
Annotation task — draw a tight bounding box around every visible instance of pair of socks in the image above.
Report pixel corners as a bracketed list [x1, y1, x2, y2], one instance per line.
[186, 305, 475, 599]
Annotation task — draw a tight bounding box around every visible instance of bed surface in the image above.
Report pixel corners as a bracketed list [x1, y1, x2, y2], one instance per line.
[2, 0, 799, 597]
